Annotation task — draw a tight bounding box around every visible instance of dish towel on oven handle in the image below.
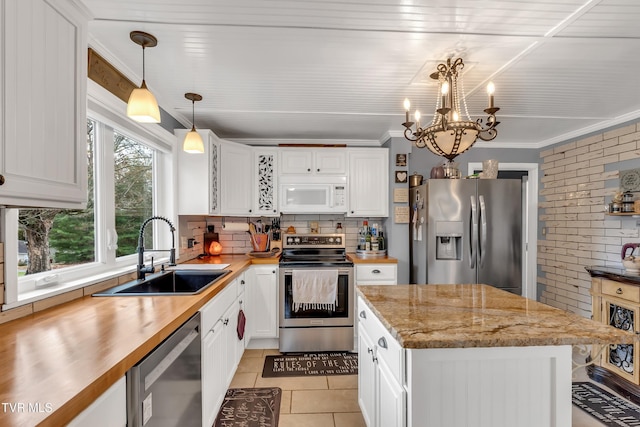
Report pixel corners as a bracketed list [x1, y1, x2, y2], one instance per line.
[292, 269, 339, 312]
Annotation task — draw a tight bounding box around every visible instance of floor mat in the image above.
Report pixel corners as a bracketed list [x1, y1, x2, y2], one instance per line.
[262, 352, 358, 377]
[572, 382, 640, 426]
[213, 387, 281, 427]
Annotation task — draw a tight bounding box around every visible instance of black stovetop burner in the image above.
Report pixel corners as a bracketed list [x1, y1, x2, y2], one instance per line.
[279, 234, 352, 268]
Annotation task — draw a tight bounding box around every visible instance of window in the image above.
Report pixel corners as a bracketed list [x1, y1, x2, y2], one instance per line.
[4, 101, 175, 307]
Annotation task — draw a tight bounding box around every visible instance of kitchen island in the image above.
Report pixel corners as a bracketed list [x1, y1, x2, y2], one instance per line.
[357, 284, 638, 427]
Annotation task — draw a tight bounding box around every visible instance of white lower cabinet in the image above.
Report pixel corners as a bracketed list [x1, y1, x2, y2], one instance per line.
[357, 297, 405, 427]
[67, 376, 126, 427]
[355, 264, 397, 286]
[200, 276, 245, 426]
[247, 266, 279, 340]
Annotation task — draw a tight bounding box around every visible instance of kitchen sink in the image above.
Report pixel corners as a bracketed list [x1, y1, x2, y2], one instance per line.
[92, 269, 230, 296]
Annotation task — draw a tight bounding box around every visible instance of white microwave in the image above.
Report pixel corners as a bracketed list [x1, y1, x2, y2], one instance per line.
[279, 178, 347, 213]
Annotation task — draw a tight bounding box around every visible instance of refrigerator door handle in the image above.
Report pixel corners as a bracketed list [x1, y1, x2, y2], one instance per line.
[470, 195, 478, 269]
[479, 195, 487, 267]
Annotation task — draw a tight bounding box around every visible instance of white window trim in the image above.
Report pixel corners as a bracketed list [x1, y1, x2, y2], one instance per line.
[2, 80, 177, 310]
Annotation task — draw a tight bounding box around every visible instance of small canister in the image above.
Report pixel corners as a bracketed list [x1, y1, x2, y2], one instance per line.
[623, 191, 634, 202]
[612, 201, 621, 213]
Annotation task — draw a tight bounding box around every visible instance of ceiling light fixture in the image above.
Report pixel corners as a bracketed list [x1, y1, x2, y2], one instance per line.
[127, 31, 161, 123]
[183, 93, 204, 153]
[402, 57, 499, 162]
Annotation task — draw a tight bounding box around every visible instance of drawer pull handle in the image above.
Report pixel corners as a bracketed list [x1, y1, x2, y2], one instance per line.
[367, 347, 373, 354]
[616, 288, 623, 295]
[359, 310, 366, 319]
[378, 337, 387, 349]
[372, 269, 381, 274]
[241, 280, 245, 285]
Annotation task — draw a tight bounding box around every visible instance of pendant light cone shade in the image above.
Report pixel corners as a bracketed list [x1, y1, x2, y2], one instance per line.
[183, 126, 204, 153]
[183, 92, 204, 153]
[127, 31, 161, 123]
[127, 80, 161, 123]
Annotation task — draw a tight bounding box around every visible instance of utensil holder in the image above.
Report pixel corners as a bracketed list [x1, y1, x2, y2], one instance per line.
[251, 234, 269, 252]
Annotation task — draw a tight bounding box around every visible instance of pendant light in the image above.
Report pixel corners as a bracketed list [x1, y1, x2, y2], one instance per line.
[127, 31, 161, 123]
[183, 93, 204, 153]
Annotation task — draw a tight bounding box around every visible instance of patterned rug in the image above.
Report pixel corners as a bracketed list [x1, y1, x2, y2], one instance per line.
[572, 382, 640, 426]
[213, 387, 281, 427]
[262, 352, 358, 377]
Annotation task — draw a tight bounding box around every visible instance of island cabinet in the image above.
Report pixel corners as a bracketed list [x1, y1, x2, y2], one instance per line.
[587, 269, 640, 403]
[357, 284, 638, 427]
[1, 0, 90, 208]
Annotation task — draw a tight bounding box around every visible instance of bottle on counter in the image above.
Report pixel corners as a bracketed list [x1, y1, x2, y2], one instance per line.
[364, 220, 371, 250]
[378, 231, 385, 251]
[335, 222, 343, 233]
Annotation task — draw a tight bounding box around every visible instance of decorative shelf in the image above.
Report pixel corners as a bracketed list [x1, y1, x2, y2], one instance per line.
[606, 212, 640, 216]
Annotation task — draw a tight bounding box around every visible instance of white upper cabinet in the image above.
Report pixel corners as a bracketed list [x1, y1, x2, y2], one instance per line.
[0, 0, 89, 208]
[220, 141, 253, 216]
[347, 148, 389, 217]
[280, 148, 347, 175]
[175, 129, 220, 215]
[253, 148, 278, 216]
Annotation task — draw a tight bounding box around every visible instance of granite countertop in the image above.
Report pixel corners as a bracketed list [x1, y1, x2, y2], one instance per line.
[585, 265, 640, 285]
[357, 284, 638, 349]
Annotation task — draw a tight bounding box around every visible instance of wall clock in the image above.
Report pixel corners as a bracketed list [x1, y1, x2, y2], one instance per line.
[620, 169, 640, 192]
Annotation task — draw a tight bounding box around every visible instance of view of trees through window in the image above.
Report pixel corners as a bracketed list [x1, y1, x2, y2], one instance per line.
[18, 120, 154, 276]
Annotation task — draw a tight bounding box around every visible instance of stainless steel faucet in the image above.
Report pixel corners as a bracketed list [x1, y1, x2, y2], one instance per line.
[137, 216, 176, 280]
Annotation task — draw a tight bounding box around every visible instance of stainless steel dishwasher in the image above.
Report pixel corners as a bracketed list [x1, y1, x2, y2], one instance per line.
[127, 312, 202, 426]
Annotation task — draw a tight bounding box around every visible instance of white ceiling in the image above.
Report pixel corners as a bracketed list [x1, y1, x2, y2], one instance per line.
[81, 0, 640, 148]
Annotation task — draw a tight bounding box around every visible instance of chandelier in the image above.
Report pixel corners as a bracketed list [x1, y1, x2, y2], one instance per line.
[402, 57, 499, 161]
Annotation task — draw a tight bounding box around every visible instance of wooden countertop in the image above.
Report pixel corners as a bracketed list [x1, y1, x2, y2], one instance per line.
[357, 284, 639, 349]
[0, 254, 278, 427]
[347, 253, 398, 264]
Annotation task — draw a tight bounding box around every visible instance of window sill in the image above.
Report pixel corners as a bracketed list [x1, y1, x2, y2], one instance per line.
[3, 264, 138, 311]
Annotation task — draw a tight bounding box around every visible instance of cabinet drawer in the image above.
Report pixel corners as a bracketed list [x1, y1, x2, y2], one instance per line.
[602, 279, 640, 303]
[201, 279, 238, 333]
[356, 264, 397, 282]
[357, 297, 403, 384]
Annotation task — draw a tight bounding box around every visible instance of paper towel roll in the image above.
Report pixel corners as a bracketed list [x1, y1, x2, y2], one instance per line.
[222, 223, 250, 232]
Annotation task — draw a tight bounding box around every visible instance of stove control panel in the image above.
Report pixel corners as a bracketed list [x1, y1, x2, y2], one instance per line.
[283, 234, 345, 248]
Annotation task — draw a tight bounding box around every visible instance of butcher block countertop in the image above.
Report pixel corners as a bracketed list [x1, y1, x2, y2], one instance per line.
[357, 284, 638, 349]
[347, 253, 397, 263]
[0, 254, 278, 427]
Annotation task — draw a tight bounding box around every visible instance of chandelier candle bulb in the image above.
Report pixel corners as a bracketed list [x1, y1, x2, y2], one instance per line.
[487, 82, 495, 109]
[404, 98, 411, 123]
[415, 110, 421, 129]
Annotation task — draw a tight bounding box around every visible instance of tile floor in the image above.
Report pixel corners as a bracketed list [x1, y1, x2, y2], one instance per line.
[229, 348, 630, 427]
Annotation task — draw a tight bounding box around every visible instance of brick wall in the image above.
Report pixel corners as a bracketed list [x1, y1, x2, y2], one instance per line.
[538, 122, 640, 318]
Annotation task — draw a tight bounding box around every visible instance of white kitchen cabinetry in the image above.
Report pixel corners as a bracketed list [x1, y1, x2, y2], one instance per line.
[247, 266, 279, 341]
[175, 129, 221, 215]
[358, 297, 405, 427]
[220, 141, 254, 216]
[253, 148, 279, 216]
[280, 148, 347, 175]
[200, 277, 245, 426]
[1, 0, 89, 208]
[347, 148, 389, 217]
[355, 264, 397, 286]
[67, 376, 126, 427]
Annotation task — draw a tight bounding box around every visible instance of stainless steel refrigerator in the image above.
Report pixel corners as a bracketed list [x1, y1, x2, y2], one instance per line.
[409, 179, 523, 294]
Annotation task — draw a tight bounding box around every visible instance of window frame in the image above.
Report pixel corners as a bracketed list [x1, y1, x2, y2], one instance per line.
[2, 81, 177, 309]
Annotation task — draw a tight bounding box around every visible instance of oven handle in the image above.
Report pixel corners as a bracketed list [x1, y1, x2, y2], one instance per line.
[281, 268, 353, 275]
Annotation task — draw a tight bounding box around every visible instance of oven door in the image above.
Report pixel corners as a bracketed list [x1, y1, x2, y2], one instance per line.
[279, 267, 354, 327]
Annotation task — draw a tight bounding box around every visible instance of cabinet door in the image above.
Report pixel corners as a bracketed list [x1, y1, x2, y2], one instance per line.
[67, 377, 126, 427]
[377, 358, 405, 427]
[253, 148, 278, 216]
[601, 297, 640, 384]
[358, 324, 376, 427]
[222, 301, 240, 387]
[175, 130, 220, 215]
[315, 150, 346, 174]
[202, 320, 225, 426]
[347, 149, 389, 217]
[280, 149, 313, 174]
[250, 267, 279, 338]
[1, 0, 89, 208]
[220, 141, 253, 215]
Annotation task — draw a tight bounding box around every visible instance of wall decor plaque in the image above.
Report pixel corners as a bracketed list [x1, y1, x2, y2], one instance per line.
[620, 168, 640, 192]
